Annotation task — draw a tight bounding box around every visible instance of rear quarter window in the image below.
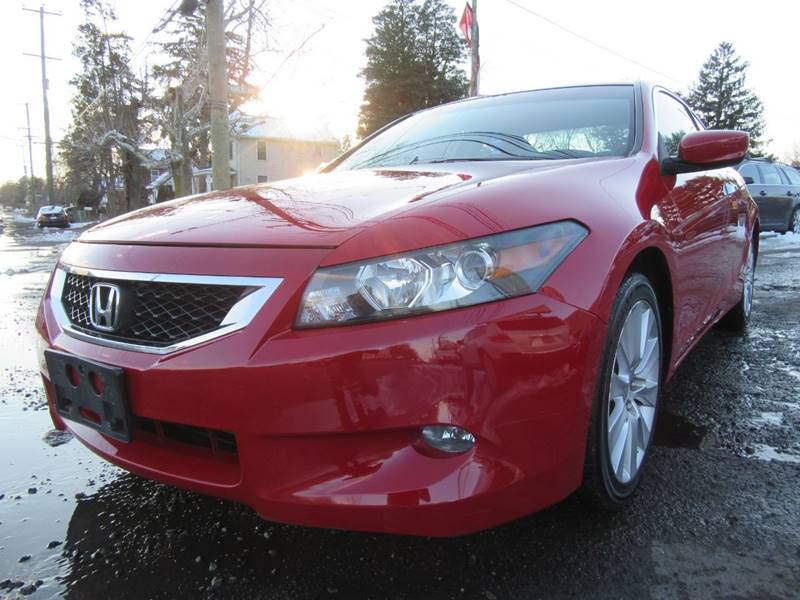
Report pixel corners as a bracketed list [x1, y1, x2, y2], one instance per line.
[780, 167, 800, 186]
[738, 163, 761, 184]
[758, 164, 783, 186]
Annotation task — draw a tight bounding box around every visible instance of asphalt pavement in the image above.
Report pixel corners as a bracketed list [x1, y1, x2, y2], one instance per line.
[1, 209, 798, 599]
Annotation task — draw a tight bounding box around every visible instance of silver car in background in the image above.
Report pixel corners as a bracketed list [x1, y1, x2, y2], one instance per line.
[736, 160, 800, 233]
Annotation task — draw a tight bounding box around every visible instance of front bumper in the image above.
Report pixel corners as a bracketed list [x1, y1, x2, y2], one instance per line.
[38, 243, 605, 536]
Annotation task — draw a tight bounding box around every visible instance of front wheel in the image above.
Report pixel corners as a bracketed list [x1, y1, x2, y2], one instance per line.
[582, 273, 662, 509]
[791, 208, 800, 233]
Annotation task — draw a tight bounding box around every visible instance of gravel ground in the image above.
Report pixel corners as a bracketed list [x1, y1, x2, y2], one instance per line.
[0, 209, 798, 599]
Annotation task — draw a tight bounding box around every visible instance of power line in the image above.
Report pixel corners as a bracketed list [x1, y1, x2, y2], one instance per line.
[500, 0, 684, 87]
[132, 0, 182, 62]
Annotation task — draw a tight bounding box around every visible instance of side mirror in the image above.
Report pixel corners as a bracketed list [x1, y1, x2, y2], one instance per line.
[661, 130, 749, 176]
[743, 176, 754, 185]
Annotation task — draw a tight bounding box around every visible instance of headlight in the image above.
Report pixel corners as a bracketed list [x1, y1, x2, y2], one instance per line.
[296, 220, 588, 327]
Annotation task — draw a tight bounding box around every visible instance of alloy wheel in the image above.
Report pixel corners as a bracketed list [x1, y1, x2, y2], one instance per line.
[743, 241, 754, 318]
[607, 300, 660, 485]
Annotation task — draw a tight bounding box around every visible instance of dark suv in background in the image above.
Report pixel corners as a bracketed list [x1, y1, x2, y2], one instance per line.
[736, 160, 800, 232]
[35, 205, 70, 229]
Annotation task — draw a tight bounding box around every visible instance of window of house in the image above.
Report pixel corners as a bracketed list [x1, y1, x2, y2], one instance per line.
[257, 175, 269, 183]
[257, 141, 267, 160]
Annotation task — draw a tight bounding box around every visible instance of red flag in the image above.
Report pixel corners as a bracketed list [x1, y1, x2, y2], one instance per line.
[459, 2, 473, 48]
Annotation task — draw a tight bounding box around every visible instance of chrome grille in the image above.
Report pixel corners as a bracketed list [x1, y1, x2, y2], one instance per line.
[62, 272, 253, 348]
[63, 272, 93, 327]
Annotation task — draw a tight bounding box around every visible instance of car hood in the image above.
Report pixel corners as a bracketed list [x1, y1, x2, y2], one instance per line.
[78, 169, 483, 247]
[77, 158, 622, 249]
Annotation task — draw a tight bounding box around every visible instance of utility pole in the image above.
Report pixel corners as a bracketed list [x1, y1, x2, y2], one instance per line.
[23, 6, 61, 207]
[206, 0, 231, 191]
[469, 0, 480, 96]
[24, 103, 36, 209]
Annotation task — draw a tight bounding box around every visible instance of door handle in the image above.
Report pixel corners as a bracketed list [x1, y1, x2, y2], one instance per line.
[759, 190, 767, 196]
[788, 191, 795, 197]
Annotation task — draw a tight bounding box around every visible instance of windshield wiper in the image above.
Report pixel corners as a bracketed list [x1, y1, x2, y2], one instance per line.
[536, 148, 593, 159]
[423, 157, 546, 164]
[352, 131, 544, 169]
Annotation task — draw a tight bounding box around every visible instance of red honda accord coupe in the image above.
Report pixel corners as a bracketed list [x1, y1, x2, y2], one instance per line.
[36, 82, 756, 536]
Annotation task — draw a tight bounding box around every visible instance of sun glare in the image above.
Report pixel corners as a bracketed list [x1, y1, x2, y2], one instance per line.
[246, 86, 331, 141]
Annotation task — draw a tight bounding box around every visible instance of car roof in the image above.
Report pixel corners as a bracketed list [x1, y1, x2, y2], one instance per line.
[433, 82, 639, 111]
[740, 159, 794, 168]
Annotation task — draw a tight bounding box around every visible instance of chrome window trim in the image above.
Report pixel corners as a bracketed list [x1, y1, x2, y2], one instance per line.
[50, 264, 283, 355]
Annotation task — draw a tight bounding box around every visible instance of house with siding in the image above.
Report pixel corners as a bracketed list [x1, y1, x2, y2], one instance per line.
[230, 114, 340, 186]
[145, 114, 341, 202]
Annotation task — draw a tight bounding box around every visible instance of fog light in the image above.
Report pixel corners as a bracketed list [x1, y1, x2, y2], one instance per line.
[420, 425, 476, 454]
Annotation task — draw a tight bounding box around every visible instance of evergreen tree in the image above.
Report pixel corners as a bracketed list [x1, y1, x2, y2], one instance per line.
[357, 0, 468, 138]
[686, 42, 768, 155]
[60, 0, 149, 211]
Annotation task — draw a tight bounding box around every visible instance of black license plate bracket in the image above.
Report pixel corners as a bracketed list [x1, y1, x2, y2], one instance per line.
[44, 349, 132, 442]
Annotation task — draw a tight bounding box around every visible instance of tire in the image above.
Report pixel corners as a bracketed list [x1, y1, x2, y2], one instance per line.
[582, 273, 662, 510]
[791, 208, 800, 233]
[719, 235, 755, 332]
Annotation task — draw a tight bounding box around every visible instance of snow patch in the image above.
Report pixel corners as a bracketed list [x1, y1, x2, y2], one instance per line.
[760, 231, 800, 250]
[70, 220, 99, 228]
[749, 444, 800, 465]
[751, 411, 784, 427]
[37, 228, 81, 243]
[784, 367, 800, 383]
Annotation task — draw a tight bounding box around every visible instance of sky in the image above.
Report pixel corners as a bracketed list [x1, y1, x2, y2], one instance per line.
[1, 0, 798, 184]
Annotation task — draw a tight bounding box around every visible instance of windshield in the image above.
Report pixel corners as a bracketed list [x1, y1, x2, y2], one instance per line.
[334, 85, 636, 171]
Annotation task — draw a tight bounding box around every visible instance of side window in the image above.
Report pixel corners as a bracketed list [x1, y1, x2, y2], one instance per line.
[654, 92, 699, 159]
[257, 141, 267, 161]
[758, 164, 782, 186]
[780, 167, 800, 186]
[739, 163, 761, 184]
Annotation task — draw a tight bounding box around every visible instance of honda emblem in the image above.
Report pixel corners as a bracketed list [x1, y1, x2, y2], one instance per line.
[89, 283, 121, 332]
